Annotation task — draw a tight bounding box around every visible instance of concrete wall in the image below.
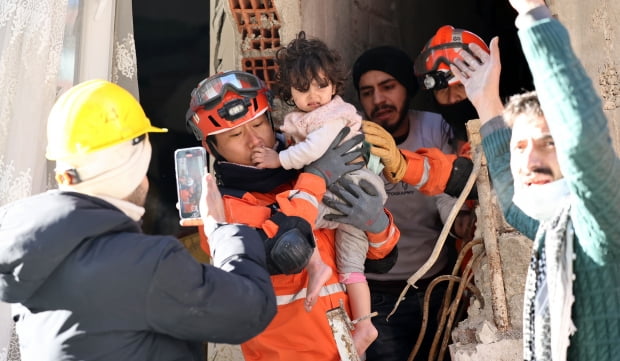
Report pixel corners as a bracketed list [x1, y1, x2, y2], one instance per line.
[548, 0, 620, 151]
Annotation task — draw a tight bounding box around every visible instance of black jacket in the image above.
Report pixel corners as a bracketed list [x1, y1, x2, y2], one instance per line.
[0, 191, 276, 361]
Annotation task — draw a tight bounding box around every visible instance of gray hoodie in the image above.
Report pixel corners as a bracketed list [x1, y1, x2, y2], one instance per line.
[0, 190, 276, 361]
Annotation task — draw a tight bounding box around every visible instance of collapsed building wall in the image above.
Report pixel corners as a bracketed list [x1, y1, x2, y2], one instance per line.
[547, 0, 620, 152]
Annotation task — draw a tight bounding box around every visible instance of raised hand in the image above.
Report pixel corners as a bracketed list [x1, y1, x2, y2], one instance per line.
[508, 0, 547, 15]
[450, 37, 504, 124]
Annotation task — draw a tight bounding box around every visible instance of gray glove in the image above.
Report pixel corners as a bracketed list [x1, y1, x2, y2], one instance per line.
[323, 178, 389, 233]
[304, 127, 364, 187]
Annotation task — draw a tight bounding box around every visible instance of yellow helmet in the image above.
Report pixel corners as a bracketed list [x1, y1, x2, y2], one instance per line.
[46, 79, 167, 160]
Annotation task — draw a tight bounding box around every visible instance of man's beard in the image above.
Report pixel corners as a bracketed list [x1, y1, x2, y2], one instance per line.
[371, 98, 410, 141]
[125, 180, 148, 208]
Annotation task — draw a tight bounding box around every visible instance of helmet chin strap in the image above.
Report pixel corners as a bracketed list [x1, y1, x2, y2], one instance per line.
[205, 137, 225, 163]
[266, 111, 275, 132]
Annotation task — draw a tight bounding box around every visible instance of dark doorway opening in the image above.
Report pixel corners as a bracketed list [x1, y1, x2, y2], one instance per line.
[133, 1, 210, 237]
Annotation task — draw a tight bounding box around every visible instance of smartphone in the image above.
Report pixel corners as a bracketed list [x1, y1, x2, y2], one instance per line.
[174, 147, 207, 220]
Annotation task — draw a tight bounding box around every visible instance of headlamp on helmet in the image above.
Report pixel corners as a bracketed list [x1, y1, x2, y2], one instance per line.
[218, 97, 252, 121]
[422, 71, 452, 91]
[414, 25, 489, 91]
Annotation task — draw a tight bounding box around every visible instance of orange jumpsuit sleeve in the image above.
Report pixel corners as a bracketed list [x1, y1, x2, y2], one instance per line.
[400, 147, 457, 196]
[365, 208, 400, 260]
[273, 172, 326, 229]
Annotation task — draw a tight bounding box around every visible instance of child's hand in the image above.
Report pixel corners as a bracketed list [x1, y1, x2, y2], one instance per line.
[251, 146, 282, 169]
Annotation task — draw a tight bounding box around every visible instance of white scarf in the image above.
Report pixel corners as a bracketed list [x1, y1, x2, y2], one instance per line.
[526, 201, 576, 361]
[541, 204, 576, 361]
[97, 196, 146, 222]
[513, 178, 570, 222]
[517, 179, 576, 360]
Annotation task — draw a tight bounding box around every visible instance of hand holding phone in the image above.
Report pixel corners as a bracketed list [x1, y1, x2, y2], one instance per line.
[199, 173, 227, 228]
[175, 147, 206, 221]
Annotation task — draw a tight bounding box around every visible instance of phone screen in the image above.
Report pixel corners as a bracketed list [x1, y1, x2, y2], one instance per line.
[174, 147, 206, 220]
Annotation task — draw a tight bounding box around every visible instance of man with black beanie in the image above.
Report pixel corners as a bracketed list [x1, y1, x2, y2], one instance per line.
[353, 46, 474, 361]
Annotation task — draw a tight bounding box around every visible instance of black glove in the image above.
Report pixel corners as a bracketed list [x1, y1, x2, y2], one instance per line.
[304, 127, 364, 187]
[445, 156, 474, 198]
[364, 245, 398, 273]
[323, 178, 388, 234]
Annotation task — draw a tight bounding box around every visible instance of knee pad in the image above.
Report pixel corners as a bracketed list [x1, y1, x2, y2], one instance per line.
[264, 213, 315, 275]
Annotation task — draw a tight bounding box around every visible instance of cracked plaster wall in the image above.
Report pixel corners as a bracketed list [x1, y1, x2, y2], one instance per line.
[548, 0, 620, 151]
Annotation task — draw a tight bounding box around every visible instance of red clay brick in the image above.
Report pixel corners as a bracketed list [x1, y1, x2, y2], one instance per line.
[242, 56, 278, 89]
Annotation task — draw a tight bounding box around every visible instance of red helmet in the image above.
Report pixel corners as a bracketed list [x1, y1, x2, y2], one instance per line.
[186, 71, 273, 146]
[414, 25, 489, 91]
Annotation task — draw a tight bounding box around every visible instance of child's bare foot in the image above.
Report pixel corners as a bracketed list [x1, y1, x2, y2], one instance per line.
[304, 260, 332, 312]
[352, 319, 378, 358]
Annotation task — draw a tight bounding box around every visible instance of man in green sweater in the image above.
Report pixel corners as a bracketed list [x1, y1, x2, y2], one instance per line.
[450, 0, 620, 360]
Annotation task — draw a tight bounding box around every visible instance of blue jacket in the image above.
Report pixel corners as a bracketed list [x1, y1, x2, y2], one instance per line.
[481, 16, 620, 360]
[0, 191, 276, 361]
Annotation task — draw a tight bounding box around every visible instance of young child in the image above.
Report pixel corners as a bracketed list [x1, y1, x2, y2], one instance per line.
[251, 31, 385, 356]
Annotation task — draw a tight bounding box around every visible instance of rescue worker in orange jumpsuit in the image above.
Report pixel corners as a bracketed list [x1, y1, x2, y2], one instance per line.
[414, 25, 490, 156]
[183, 71, 470, 360]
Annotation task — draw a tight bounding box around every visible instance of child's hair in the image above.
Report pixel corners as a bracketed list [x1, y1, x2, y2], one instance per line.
[275, 31, 348, 106]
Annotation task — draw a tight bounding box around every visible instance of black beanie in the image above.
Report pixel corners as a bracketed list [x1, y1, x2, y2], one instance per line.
[352, 46, 418, 97]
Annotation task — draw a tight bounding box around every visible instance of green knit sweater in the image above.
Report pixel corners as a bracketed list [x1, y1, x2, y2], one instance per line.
[481, 17, 620, 361]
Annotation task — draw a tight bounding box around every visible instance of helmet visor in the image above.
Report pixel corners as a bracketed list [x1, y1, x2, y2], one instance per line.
[190, 71, 264, 111]
[414, 42, 469, 77]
